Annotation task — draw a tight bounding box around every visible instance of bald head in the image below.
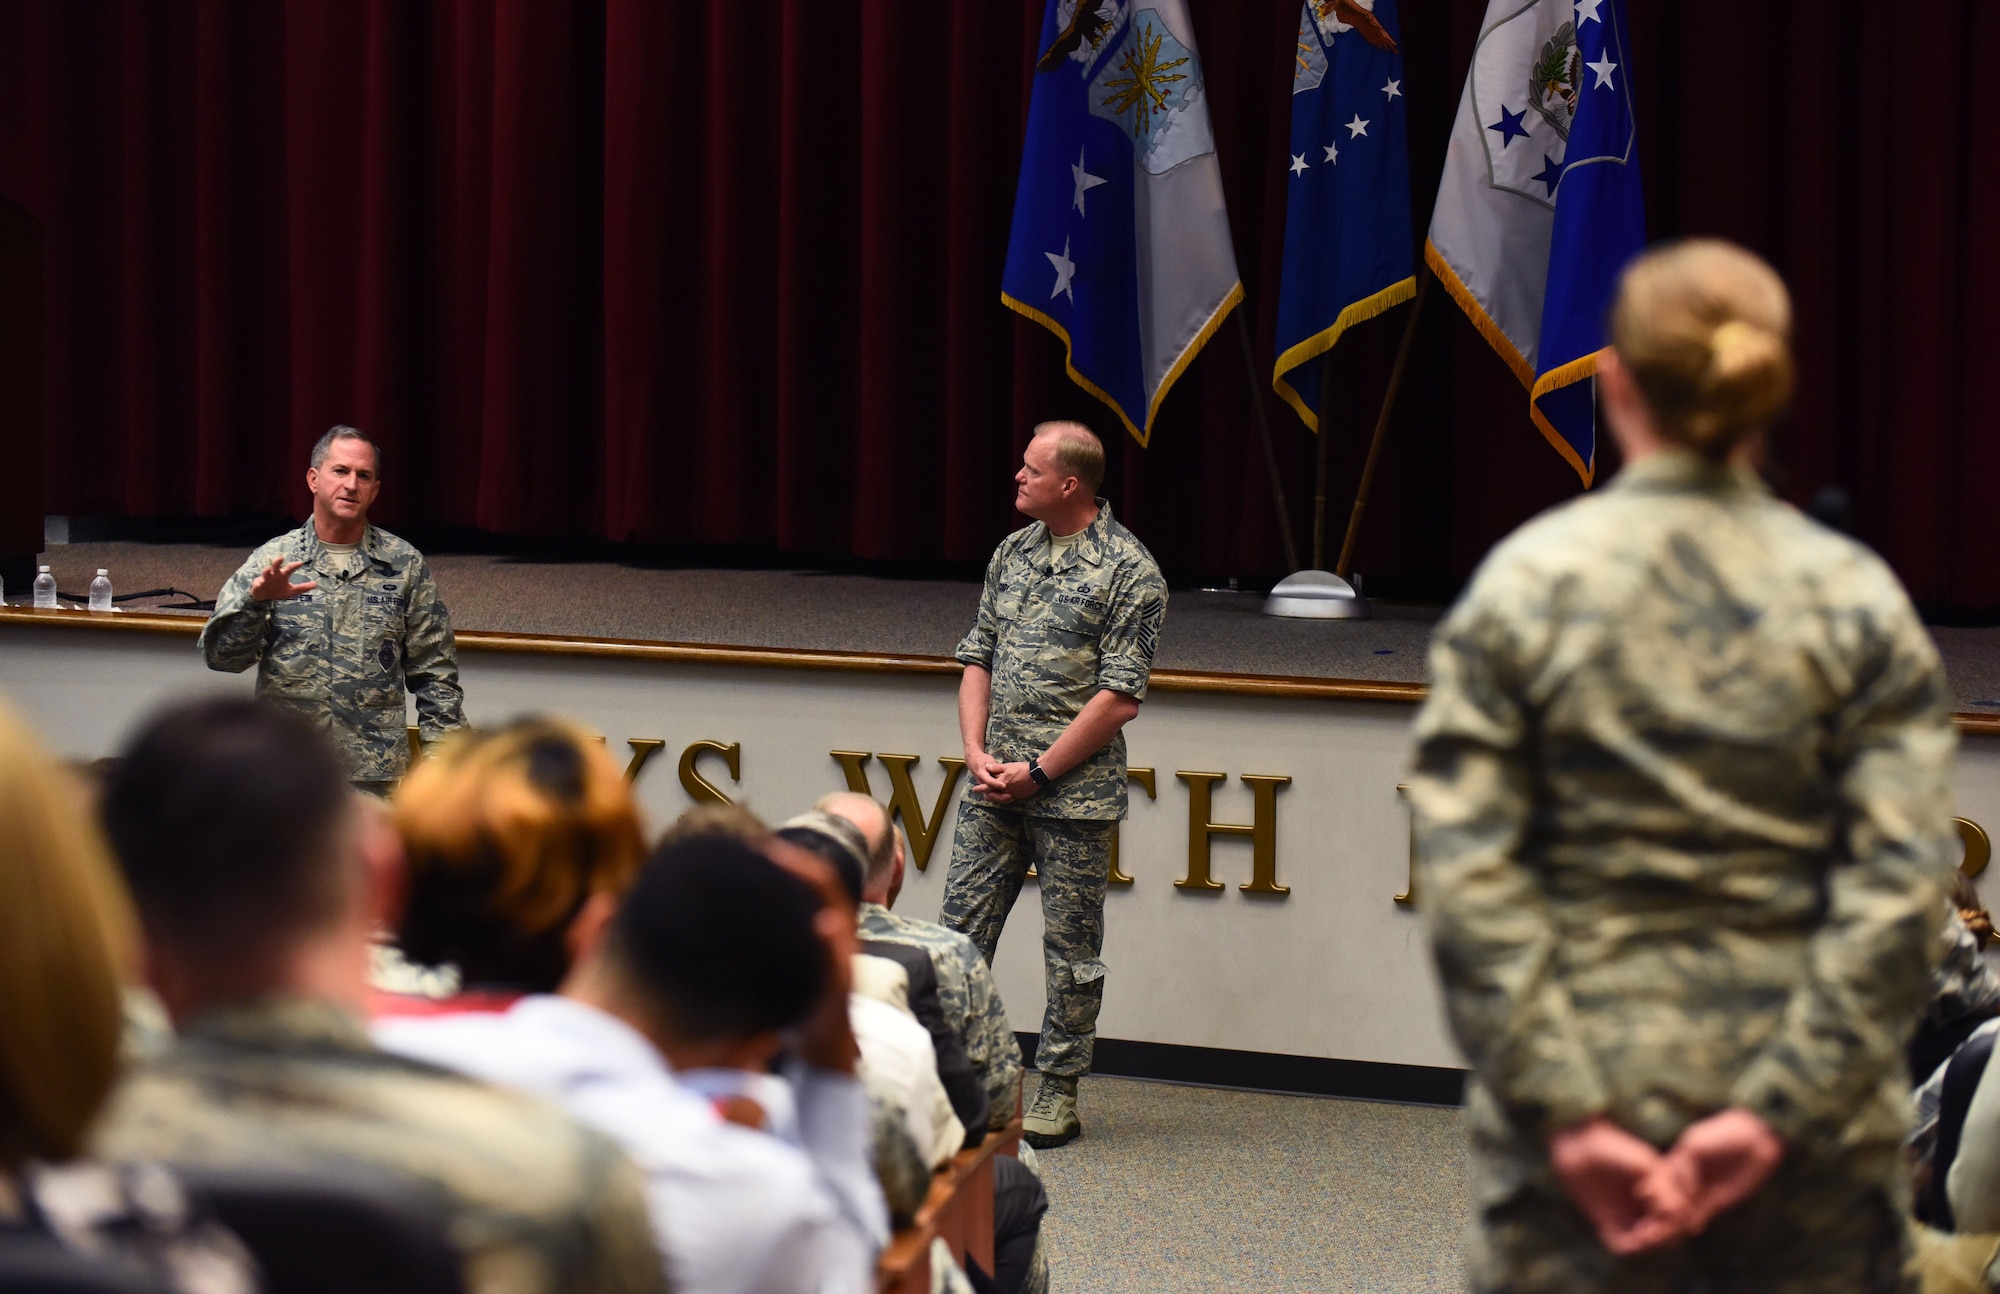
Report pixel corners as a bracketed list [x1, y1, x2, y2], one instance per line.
[815, 792, 895, 894]
[1034, 421, 1105, 493]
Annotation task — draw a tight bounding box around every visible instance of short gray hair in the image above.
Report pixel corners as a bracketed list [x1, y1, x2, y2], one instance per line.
[310, 425, 382, 477]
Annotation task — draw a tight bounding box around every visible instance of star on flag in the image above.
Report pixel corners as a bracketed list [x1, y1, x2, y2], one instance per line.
[1381, 78, 1401, 101]
[1323, 142, 1338, 164]
[1070, 148, 1109, 216]
[1346, 114, 1370, 138]
[1586, 52, 1617, 89]
[1046, 238, 1077, 302]
[1290, 153, 1308, 177]
[1488, 104, 1530, 147]
[1575, 0, 1604, 23]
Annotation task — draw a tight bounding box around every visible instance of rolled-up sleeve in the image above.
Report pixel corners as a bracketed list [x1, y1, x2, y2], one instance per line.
[953, 547, 1004, 670]
[1094, 568, 1165, 702]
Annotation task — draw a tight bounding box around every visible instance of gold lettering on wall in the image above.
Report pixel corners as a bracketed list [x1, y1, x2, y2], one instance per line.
[1105, 768, 1152, 886]
[1394, 784, 1416, 907]
[829, 752, 967, 873]
[1174, 771, 1291, 896]
[679, 740, 742, 805]
[623, 739, 667, 785]
[1960, 818, 1992, 879]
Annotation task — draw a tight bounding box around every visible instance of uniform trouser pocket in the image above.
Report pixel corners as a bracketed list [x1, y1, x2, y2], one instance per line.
[1031, 818, 1115, 1079]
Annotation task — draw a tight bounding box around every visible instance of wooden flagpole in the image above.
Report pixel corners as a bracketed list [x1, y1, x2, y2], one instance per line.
[1335, 271, 1430, 580]
[1312, 340, 1336, 569]
[1235, 310, 1301, 574]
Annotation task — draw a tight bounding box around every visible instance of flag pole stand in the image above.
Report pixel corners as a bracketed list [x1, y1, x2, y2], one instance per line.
[1234, 310, 1302, 576]
[1264, 273, 1428, 620]
[1263, 318, 1366, 619]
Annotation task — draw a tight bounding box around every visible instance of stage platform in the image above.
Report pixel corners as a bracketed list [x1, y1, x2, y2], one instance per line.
[9, 539, 2000, 1105]
[26, 539, 2000, 714]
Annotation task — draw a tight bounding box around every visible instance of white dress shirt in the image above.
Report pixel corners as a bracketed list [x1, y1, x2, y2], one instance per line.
[374, 995, 884, 1294]
[849, 993, 962, 1170]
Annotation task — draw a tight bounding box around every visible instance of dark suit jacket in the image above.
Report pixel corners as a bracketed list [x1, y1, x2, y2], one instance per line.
[860, 937, 991, 1143]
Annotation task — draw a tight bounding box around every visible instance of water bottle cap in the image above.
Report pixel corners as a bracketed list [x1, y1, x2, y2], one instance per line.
[37, 565, 47, 572]
[96, 569, 108, 576]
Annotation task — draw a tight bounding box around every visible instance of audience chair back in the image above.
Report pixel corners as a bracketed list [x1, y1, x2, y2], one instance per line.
[0, 1235, 167, 1294]
[174, 1166, 463, 1294]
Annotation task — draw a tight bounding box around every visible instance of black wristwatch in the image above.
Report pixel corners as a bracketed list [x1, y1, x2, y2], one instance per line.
[1028, 759, 1051, 789]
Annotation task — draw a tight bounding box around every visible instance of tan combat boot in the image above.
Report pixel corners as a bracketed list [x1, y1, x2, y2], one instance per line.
[1022, 1074, 1081, 1149]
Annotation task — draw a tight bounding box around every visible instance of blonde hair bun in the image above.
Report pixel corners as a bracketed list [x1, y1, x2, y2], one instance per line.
[1610, 239, 1795, 457]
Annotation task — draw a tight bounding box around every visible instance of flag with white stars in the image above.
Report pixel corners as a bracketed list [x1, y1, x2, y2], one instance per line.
[1425, 0, 1644, 484]
[1271, 0, 1415, 433]
[1001, 0, 1243, 446]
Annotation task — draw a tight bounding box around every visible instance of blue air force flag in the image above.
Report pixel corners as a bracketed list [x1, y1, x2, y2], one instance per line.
[1271, 0, 1415, 433]
[1001, 1, 1243, 446]
[1425, 0, 1644, 483]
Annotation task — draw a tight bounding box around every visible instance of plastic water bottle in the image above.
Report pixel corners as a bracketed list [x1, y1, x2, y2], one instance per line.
[31, 566, 54, 609]
[88, 569, 112, 612]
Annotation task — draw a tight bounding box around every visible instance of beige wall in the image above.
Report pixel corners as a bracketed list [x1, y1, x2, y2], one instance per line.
[6, 618, 1997, 1071]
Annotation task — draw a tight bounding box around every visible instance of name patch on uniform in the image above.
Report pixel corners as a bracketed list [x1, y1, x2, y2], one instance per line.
[364, 594, 399, 606]
[1054, 593, 1107, 612]
[378, 640, 397, 673]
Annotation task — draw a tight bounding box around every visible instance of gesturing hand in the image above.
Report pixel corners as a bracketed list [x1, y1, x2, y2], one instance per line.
[1548, 1116, 1692, 1256]
[1659, 1108, 1784, 1233]
[249, 557, 317, 602]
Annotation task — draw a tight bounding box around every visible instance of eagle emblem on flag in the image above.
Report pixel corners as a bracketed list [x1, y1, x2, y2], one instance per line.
[1529, 21, 1582, 139]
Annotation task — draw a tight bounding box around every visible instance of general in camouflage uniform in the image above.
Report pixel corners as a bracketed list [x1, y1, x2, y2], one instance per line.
[199, 428, 465, 789]
[92, 998, 668, 1294]
[1409, 449, 1958, 1292]
[940, 426, 1167, 1149]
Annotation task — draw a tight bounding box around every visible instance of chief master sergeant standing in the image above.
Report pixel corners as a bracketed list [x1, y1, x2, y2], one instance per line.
[940, 420, 1166, 1150]
[199, 426, 466, 793]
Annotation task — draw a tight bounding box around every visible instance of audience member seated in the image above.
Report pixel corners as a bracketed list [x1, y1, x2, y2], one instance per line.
[777, 813, 965, 1169]
[645, 802, 936, 1232]
[92, 698, 664, 1294]
[375, 719, 888, 1294]
[0, 701, 256, 1294]
[817, 796, 1049, 1294]
[1913, 892, 2000, 1083]
[786, 810, 991, 1143]
[816, 794, 1023, 1131]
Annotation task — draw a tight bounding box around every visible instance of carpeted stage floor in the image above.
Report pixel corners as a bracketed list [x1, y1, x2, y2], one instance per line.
[35, 539, 2000, 712]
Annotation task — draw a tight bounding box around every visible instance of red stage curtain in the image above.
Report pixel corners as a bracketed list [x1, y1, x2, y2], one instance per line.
[1, 2, 1995, 607]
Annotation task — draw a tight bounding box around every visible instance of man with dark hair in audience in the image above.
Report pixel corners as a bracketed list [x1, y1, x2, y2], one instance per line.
[820, 791, 1023, 1129]
[91, 697, 664, 1294]
[378, 829, 890, 1294]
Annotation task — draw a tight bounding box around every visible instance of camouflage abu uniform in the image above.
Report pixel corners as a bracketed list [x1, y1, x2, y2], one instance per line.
[1408, 450, 1958, 1293]
[199, 521, 466, 785]
[91, 998, 667, 1294]
[940, 499, 1167, 1081]
[860, 901, 1024, 1126]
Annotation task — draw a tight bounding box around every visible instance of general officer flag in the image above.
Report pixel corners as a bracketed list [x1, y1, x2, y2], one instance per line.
[1001, 0, 1243, 446]
[1426, 0, 1644, 483]
[1271, 0, 1415, 433]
